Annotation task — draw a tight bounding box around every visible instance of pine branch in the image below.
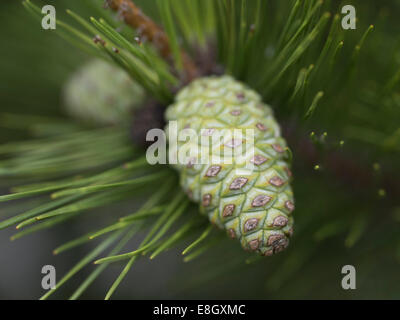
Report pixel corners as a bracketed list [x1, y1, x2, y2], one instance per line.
[283, 123, 400, 203]
[104, 0, 199, 82]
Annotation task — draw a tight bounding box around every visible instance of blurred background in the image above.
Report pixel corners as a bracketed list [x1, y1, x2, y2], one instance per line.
[0, 0, 400, 299]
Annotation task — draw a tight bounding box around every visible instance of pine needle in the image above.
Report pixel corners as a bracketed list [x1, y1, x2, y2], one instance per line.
[182, 225, 213, 255]
[40, 231, 123, 300]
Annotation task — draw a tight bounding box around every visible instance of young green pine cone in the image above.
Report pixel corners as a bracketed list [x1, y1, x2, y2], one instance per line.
[63, 59, 145, 125]
[166, 76, 295, 256]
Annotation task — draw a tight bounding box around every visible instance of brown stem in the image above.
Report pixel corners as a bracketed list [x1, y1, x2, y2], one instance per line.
[104, 0, 199, 82]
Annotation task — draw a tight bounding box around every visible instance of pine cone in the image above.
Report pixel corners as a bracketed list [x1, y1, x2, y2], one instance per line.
[63, 59, 145, 125]
[166, 76, 295, 256]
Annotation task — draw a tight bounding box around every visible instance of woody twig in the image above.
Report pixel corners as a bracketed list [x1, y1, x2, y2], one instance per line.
[104, 0, 199, 82]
